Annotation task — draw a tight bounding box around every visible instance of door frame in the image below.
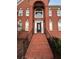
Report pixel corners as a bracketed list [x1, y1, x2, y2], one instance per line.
[34, 20, 44, 33]
[37, 22, 41, 32]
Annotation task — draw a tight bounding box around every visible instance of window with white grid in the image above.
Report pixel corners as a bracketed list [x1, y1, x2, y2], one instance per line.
[26, 8, 30, 16]
[18, 8, 23, 16]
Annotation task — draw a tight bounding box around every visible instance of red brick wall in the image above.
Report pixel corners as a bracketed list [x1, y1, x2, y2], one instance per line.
[49, 7, 61, 38]
[17, 0, 61, 39]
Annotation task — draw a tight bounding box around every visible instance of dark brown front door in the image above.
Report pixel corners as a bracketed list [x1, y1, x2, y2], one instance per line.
[37, 22, 41, 32]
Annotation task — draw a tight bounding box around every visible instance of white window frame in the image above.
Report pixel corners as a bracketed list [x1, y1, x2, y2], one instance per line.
[58, 19, 61, 31]
[49, 8, 52, 16]
[18, 8, 23, 16]
[18, 19, 22, 31]
[26, 8, 30, 16]
[57, 8, 61, 16]
[17, 0, 20, 3]
[25, 19, 29, 31]
[49, 19, 53, 31]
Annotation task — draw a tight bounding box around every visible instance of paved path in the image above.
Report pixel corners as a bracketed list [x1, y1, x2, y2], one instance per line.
[25, 33, 54, 59]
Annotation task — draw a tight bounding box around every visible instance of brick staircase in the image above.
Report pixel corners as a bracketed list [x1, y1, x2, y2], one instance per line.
[25, 33, 54, 59]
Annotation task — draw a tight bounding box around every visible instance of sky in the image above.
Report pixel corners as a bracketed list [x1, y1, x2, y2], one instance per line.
[17, 0, 61, 5]
[49, 0, 61, 5]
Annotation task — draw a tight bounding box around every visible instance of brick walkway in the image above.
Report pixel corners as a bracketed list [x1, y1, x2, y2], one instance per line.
[25, 33, 54, 59]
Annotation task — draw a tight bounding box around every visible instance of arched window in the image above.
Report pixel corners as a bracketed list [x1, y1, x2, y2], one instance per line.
[57, 8, 61, 16]
[49, 8, 52, 16]
[18, 19, 22, 31]
[49, 19, 53, 31]
[26, 8, 30, 16]
[25, 19, 29, 31]
[34, 8, 43, 18]
[58, 19, 61, 31]
[18, 8, 23, 16]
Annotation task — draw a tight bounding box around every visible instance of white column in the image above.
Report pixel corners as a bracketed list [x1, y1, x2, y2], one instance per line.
[34, 21, 37, 33]
[49, 19, 53, 31]
[41, 21, 44, 33]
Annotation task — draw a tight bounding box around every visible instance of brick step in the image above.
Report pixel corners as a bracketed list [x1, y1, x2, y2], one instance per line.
[25, 33, 54, 59]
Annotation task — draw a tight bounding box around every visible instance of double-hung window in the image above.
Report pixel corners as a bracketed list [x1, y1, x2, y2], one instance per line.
[49, 8, 52, 16]
[18, 8, 23, 16]
[18, 19, 22, 31]
[57, 8, 61, 16]
[49, 19, 53, 31]
[58, 19, 61, 31]
[25, 19, 29, 31]
[26, 8, 30, 16]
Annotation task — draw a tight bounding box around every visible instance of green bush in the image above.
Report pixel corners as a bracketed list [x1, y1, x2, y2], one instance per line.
[53, 37, 61, 55]
[48, 37, 61, 55]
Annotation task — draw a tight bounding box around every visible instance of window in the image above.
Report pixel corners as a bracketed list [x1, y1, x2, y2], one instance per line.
[35, 11, 43, 18]
[34, 8, 43, 18]
[57, 8, 61, 16]
[26, 8, 30, 16]
[17, 0, 20, 3]
[25, 19, 29, 31]
[18, 19, 22, 31]
[49, 19, 53, 31]
[49, 8, 52, 16]
[58, 19, 61, 31]
[18, 8, 23, 16]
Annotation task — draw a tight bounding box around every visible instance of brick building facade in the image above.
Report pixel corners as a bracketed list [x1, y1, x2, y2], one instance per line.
[17, 0, 61, 59]
[17, 0, 61, 38]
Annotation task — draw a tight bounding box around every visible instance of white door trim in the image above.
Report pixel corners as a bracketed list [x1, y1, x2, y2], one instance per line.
[34, 20, 44, 33]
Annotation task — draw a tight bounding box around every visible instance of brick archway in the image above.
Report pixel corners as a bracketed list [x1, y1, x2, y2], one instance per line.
[33, 1, 45, 8]
[33, 1, 45, 33]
